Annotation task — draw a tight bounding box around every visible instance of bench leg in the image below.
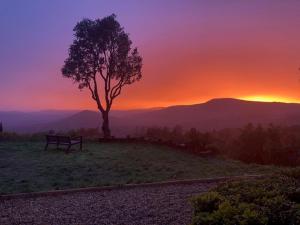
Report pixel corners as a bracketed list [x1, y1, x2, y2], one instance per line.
[80, 141, 82, 151]
[44, 143, 48, 151]
[65, 144, 71, 153]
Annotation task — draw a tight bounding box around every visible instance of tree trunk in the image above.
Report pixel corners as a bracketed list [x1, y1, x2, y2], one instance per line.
[101, 111, 111, 139]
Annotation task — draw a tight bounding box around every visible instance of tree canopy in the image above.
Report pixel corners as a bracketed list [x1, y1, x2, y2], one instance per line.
[62, 14, 143, 137]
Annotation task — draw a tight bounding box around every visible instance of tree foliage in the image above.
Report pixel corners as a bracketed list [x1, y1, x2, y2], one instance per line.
[62, 14, 142, 137]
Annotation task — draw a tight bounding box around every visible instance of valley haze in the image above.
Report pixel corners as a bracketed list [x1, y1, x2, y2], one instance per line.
[2, 98, 300, 136]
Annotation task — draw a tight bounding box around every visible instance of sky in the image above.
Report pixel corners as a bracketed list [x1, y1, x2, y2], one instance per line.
[1, 0, 300, 111]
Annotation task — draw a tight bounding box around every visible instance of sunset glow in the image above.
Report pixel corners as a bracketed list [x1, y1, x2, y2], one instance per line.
[240, 96, 300, 104]
[1, 1, 300, 111]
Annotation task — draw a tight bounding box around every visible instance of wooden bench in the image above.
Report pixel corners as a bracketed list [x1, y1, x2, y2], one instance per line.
[45, 135, 82, 152]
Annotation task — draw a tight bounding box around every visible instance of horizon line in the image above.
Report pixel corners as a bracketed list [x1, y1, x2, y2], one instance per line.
[1, 97, 300, 112]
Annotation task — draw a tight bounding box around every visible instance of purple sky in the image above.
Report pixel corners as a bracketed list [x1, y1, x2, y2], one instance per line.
[1, 0, 300, 111]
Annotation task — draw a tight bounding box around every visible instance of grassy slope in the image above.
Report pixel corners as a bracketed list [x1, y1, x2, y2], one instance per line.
[0, 141, 278, 194]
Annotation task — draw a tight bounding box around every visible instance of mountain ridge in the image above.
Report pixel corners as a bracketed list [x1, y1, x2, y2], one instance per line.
[2, 98, 300, 135]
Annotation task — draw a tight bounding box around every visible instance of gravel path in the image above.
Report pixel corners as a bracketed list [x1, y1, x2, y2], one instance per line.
[0, 181, 218, 225]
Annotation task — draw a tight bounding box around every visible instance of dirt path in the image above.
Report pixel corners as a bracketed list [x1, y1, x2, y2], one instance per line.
[0, 181, 218, 225]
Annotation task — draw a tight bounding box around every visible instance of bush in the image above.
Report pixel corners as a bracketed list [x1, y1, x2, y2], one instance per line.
[0, 128, 102, 142]
[145, 126, 216, 154]
[143, 124, 300, 164]
[191, 172, 300, 225]
[0, 132, 46, 141]
[218, 124, 300, 166]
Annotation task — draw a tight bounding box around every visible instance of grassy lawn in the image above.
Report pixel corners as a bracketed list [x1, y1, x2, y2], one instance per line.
[0, 141, 278, 194]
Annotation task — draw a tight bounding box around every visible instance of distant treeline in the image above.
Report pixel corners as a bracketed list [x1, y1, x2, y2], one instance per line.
[140, 124, 300, 166]
[0, 128, 101, 142]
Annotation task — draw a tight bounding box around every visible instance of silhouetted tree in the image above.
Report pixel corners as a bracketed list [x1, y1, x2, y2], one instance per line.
[0, 122, 3, 133]
[62, 14, 143, 138]
[171, 125, 183, 144]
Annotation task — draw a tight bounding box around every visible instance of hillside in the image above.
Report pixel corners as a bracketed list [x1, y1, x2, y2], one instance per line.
[126, 98, 300, 130]
[2, 98, 300, 135]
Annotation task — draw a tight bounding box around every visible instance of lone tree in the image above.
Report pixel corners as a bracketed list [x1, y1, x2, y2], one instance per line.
[62, 14, 143, 138]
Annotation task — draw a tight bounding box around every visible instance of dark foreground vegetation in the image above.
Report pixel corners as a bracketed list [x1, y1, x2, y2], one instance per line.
[0, 141, 276, 194]
[0, 128, 101, 142]
[191, 169, 300, 225]
[143, 124, 300, 166]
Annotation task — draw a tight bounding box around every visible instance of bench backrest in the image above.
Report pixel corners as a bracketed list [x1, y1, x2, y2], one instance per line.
[57, 136, 71, 144]
[46, 135, 58, 142]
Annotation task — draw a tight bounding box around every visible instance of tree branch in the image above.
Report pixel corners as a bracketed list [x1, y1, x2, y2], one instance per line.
[110, 78, 123, 98]
[92, 76, 105, 113]
[87, 82, 96, 100]
[111, 86, 122, 99]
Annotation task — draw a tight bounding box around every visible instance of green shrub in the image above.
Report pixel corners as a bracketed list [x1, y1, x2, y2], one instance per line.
[192, 192, 224, 214]
[281, 167, 300, 180]
[191, 173, 300, 225]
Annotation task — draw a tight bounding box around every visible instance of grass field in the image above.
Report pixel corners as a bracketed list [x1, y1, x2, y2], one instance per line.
[0, 141, 278, 194]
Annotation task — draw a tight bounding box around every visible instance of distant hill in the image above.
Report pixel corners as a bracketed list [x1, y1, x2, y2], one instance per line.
[28, 110, 102, 133]
[126, 98, 300, 130]
[2, 98, 300, 135]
